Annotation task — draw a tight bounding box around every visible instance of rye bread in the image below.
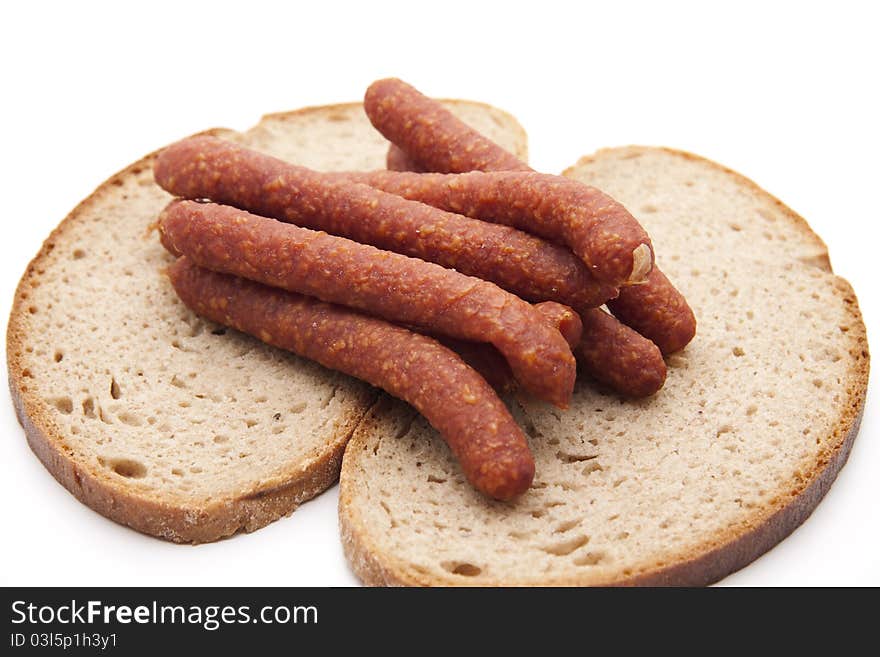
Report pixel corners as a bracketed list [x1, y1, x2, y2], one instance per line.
[338, 147, 869, 586]
[6, 100, 528, 544]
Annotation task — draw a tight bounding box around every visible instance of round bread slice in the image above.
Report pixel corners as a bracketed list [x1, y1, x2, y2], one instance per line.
[338, 146, 869, 585]
[6, 100, 528, 544]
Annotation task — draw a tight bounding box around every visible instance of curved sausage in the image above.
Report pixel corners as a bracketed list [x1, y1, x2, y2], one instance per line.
[362, 78, 694, 352]
[158, 200, 576, 408]
[154, 136, 616, 310]
[433, 336, 514, 394]
[535, 301, 582, 349]
[332, 168, 652, 287]
[386, 143, 423, 172]
[606, 268, 696, 355]
[578, 308, 667, 397]
[168, 258, 535, 500]
[365, 77, 529, 174]
[433, 301, 582, 394]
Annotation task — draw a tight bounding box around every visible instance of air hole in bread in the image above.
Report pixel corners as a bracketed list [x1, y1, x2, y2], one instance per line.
[573, 551, 606, 566]
[213, 435, 229, 444]
[211, 327, 226, 336]
[427, 475, 446, 484]
[641, 204, 658, 214]
[50, 396, 73, 414]
[110, 377, 121, 399]
[554, 519, 581, 533]
[100, 457, 146, 479]
[542, 534, 590, 556]
[556, 450, 598, 464]
[72, 249, 86, 259]
[117, 412, 142, 427]
[732, 346, 745, 357]
[170, 375, 186, 388]
[53, 350, 64, 363]
[716, 424, 733, 437]
[289, 401, 308, 414]
[442, 562, 482, 577]
[582, 462, 603, 476]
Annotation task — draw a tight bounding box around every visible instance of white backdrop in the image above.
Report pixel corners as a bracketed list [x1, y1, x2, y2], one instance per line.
[1, 0, 877, 586]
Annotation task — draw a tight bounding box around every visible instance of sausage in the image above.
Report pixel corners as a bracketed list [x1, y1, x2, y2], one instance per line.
[331, 168, 651, 287]
[433, 301, 582, 394]
[154, 136, 616, 310]
[535, 301, 582, 349]
[354, 165, 694, 352]
[365, 77, 530, 174]
[578, 308, 667, 397]
[363, 78, 653, 285]
[362, 79, 695, 352]
[433, 336, 514, 394]
[430, 300, 582, 393]
[606, 268, 696, 355]
[158, 200, 577, 408]
[386, 143, 423, 172]
[167, 257, 535, 500]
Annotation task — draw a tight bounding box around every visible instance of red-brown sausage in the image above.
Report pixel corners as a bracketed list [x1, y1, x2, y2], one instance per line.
[158, 200, 576, 408]
[578, 308, 667, 398]
[379, 135, 672, 397]
[433, 336, 515, 394]
[168, 258, 534, 500]
[154, 136, 617, 310]
[435, 301, 583, 394]
[362, 78, 695, 352]
[332, 168, 652, 287]
[365, 77, 530, 174]
[535, 301, 582, 349]
[606, 268, 696, 355]
[387, 143, 423, 172]
[359, 167, 693, 354]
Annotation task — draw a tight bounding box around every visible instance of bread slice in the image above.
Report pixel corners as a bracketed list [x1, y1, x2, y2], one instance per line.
[338, 147, 869, 586]
[6, 100, 528, 544]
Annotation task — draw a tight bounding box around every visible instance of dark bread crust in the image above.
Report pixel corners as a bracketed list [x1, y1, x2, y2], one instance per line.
[338, 146, 870, 586]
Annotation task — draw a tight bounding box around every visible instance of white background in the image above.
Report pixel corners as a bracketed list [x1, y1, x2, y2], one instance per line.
[1, 1, 877, 586]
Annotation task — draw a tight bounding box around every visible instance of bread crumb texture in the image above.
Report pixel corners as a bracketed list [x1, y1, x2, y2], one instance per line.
[6, 101, 528, 543]
[339, 146, 868, 586]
